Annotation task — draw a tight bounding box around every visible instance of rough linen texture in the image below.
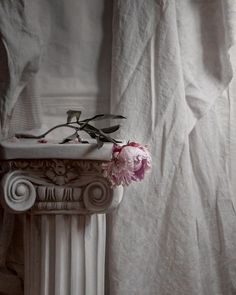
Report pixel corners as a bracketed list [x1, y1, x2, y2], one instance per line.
[0, 1, 42, 136]
[107, 1, 236, 294]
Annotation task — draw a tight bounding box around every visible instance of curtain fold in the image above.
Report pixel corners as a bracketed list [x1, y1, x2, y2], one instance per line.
[107, 1, 236, 294]
[0, 0, 42, 137]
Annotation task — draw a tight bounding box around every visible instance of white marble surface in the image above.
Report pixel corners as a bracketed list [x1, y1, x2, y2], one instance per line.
[0, 139, 113, 160]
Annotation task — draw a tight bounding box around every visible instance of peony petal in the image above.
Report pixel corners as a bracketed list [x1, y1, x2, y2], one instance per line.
[103, 142, 152, 187]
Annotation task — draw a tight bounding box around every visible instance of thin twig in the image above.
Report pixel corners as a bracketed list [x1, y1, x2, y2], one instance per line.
[16, 123, 79, 139]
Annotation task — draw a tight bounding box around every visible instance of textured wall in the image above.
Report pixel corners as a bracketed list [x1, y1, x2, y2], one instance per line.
[37, 0, 113, 138]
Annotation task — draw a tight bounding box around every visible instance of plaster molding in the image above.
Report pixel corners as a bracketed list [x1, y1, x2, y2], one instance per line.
[1, 171, 37, 213]
[0, 159, 123, 215]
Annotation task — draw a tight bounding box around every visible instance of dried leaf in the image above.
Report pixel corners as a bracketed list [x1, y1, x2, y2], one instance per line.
[60, 132, 78, 144]
[66, 110, 81, 123]
[81, 124, 121, 144]
[81, 124, 98, 133]
[96, 137, 104, 149]
[101, 125, 120, 134]
[81, 114, 126, 123]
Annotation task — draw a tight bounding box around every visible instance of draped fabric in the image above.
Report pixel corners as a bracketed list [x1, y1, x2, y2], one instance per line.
[0, 1, 42, 137]
[229, 46, 236, 196]
[107, 1, 236, 294]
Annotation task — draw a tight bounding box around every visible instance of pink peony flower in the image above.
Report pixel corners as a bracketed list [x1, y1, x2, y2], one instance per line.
[103, 142, 151, 187]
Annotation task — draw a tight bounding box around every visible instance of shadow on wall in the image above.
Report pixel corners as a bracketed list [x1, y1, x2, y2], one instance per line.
[0, 37, 10, 133]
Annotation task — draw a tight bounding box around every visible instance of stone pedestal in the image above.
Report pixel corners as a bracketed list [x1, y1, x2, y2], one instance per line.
[0, 141, 123, 295]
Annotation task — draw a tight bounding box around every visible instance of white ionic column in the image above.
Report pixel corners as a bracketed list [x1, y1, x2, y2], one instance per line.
[0, 159, 123, 295]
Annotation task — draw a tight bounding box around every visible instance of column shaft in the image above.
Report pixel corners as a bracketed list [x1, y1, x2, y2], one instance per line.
[24, 214, 106, 295]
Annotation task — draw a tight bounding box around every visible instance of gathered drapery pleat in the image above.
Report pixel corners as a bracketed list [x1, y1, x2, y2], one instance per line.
[107, 1, 236, 294]
[0, 1, 42, 136]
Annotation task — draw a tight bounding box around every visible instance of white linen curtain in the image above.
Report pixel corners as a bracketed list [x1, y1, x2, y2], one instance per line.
[0, 1, 43, 137]
[107, 1, 236, 295]
[229, 46, 236, 195]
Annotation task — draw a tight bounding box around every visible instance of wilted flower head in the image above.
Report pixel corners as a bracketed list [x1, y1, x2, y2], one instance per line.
[103, 142, 151, 187]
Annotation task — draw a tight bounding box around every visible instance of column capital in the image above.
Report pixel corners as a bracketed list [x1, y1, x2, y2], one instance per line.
[0, 159, 123, 214]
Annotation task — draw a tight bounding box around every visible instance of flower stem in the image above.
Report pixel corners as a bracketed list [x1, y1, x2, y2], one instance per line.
[16, 123, 79, 139]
